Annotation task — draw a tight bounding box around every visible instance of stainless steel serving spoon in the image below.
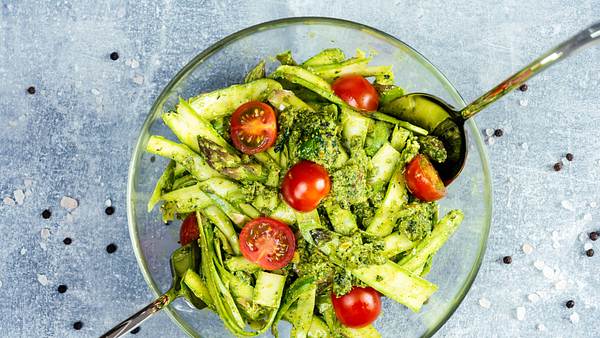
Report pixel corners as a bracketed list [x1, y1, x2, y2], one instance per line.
[381, 21, 600, 184]
[100, 243, 205, 338]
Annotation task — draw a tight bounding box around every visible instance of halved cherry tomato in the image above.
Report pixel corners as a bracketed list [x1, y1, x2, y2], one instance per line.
[179, 213, 199, 246]
[230, 101, 277, 154]
[239, 217, 295, 270]
[331, 287, 381, 328]
[281, 160, 331, 212]
[405, 154, 447, 201]
[332, 75, 379, 111]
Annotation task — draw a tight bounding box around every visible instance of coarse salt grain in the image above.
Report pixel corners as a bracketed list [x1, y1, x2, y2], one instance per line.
[584, 242, 593, 251]
[40, 228, 50, 240]
[132, 74, 144, 85]
[561, 158, 569, 165]
[534, 260, 545, 270]
[552, 241, 560, 249]
[60, 196, 78, 210]
[20, 247, 27, 255]
[105, 199, 112, 207]
[590, 201, 597, 208]
[130, 59, 139, 68]
[24, 179, 33, 187]
[486, 137, 495, 145]
[528, 293, 540, 302]
[543, 266, 555, 279]
[579, 232, 588, 242]
[569, 312, 580, 324]
[521, 142, 529, 150]
[40, 242, 47, 251]
[552, 230, 559, 239]
[91, 88, 100, 95]
[561, 200, 574, 211]
[555, 280, 568, 290]
[516, 306, 526, 321]
[522, 243, 534, 255]
[485, 128, 494, 137]
[3, 197, 15, 206]
[13, 189, 25, 205]
[537, 324, 546, 331]
[37, 274, 49, 286]
[479, 297, 491, 309]
[583, 213, 592, 222]
[519, 99, 529, 107]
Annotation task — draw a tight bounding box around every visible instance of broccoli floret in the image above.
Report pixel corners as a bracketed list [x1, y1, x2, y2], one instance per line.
[397, 202, 437, 241]
[418, 135, 447, 163]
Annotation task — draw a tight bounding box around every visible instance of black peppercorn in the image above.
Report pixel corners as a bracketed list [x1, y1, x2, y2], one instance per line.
[106, 243, 118, 254]
[566, 153, 574, 161]
[503, 256, 512, 264]
[63, 237, 72, 245]
[110, 52, 119, 60]
[105, 206, 115, 215]
[73, 321, 83, 330]
[42, 209, 52, 219]
[586, 249, 594, 257]
[494, 129, 503, 137]
[590, 232, 599, 241]
[57, 284, 68, 293]
[519, 84, 528, 92]
[150, 156, 156, 163]
[566, 300, 575, 308]
[131, 326, 141, 334]
[553, 162, 563, 171]
[27, 86, 36, 94]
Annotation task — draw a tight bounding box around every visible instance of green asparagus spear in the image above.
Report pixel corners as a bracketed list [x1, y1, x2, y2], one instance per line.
[197, 136, 267, 182]
[244, 60, 266, 83]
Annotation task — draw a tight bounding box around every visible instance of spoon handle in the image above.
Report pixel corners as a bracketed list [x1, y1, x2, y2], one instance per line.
[461, 21, 600, 120]
[100, 292, 174, 338]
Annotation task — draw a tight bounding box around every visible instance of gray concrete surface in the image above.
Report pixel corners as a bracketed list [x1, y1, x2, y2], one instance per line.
[1, 0, 599, 337]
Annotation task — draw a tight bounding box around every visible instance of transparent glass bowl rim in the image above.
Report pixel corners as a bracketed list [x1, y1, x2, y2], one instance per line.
[126, 16, 493, 338]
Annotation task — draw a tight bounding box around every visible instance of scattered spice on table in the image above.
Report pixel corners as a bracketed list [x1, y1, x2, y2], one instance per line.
[73, 321, 83, 330]
[106, 243, 118, 254]
[566, 300, 575, 308]
[590, 231, 598, 241]
[131, 327, 141, 334]
[57, 284, 68, 294]
[150, 156, 156, 163]
[519, 84, 528, 92]
[27, 86, 36, 94]
[503, 256, 512, 264]
[494, 128, 503, 137]
[110, 52, 119, 60]
[42, 209, 52, 219]
[566, 153, 574, 161]
[105, 206, 115, 215]
[63, 237, 72, 245]
[553, 162, 563, 171]
[585, 248, 594, 257]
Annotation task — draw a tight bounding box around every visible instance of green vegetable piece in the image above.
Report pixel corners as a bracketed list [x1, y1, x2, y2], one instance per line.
[374, 84, 405, 106]
[380, 94, 451, 133]
[302, 48, 346, 67]
[252, 152, 281, 187]
[273, 276, 317, 338]
[182, 269, 213, 307]
[390, 125, 411, 151]
[198, 177, 246, 203]
[269, 65, 354, 110]
[398, 210, 464, 272]
[148, 160, 175, 212]
[197, 136, 267, 182]
[368, 142, 401, 189]
[253, 271, 286, 308]
[293, 105, 343, 170]
[370, 112, 429, 136]
[225, 256, 261, 273]
[324, 203, 358, 235]
[365, 166, 409, 237]
[161, 184, 212, 212]
[173, 161, 187, 178]
[339, 324, 381, 338]
[203, 205, 241, 255]
[146, 136, 221, 181]
[396, 202, 437, 241]
[364, 120, 392, 156]
[304, 56, 393, 84]
[205, 192, 250, 227]
[188, 78, 283, 120]
[418, 135, 448, 163]
[269, 200, 297, 225]
[171, 174, 196, 190]
[340, 107, 371, 153]
[268, 89, 314, 153]
[382, 232, 415, 258]
[276, 50, 298, 65]
[244, 59, 266, 83]
[330, 161, 369, 208]
[289, 284, 317, 338]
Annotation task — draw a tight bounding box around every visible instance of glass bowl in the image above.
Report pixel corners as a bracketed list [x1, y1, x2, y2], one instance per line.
[127, 17, 492, 338]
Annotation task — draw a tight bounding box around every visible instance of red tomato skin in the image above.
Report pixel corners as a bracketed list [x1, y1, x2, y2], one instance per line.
[281, 161, 331, 212]
[405, 154, 447, 201]
[332, 75, 379, 111]
[179, 214, 199, 246]
[230, 101, 277, 154]
[331, 287, 382, 328]
[239, 217, 296, 271]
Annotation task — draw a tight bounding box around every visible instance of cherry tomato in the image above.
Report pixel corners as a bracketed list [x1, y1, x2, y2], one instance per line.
[179, 213, 199, 246]
[405, 154, 447, 201]
[230, 101, 277, 154]
[332, 75, 379, 111]
[239, 217, 296, 270]
[331, 287, 381, 328]
[281, 160, 331, 212]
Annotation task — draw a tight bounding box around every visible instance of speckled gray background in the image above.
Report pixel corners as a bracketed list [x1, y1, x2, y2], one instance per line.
[1, 1, 600, 337]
